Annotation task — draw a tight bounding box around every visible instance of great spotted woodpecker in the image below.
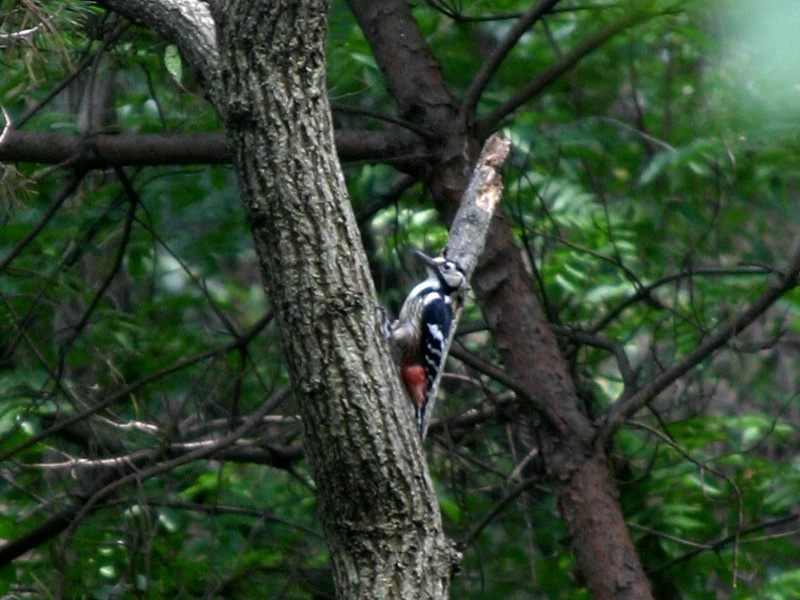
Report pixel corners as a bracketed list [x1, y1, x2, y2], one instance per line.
[386, 250, 466, 438]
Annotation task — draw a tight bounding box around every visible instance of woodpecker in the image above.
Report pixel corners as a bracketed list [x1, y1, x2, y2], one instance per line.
[386, 249, 466, 438]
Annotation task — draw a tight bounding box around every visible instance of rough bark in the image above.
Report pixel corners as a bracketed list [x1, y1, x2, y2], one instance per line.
[208, 1, 456, 598]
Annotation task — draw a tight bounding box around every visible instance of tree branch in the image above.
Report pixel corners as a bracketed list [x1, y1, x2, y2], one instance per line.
[478, 8, 655, 137]
[0, 170, 84, 274]
[646, 514, 799, 575]
[345, 0, 457, 123]
[0, 392, 285, 566]
[420, 134, 510, 437]
[589, 265, 774, 335]
[460, 0, 561, 123]
[444, 134, 512, 276]
[550, 324, 635, 388]
[0, 128, 423, 168]
[0, 312, 273, 463]
[596, 246, 800, 445]
[98, 0, 221, 102]
[459, 477, 538, 550]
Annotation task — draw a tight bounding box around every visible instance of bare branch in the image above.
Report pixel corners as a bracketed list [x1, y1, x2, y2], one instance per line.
[448, 345, 528, 399]
[0, 392, 287, 566]
[478, 9, 655, 137]
[597, 247, 800, 445]
[54, 167, 137, 374]
[444, 134, 511, 275]
[0, 312, 273, 463]
[26, 437, 303, 471]
[646, 514, 799, 575]
[460, 477, 538, 549]
[0, 171, 84, 274]
[0, 129, 230, 167]
[0, 128, 423, 168]
[57, 387, 288, 557]
[461, 0, 561, 123]
[590, 265, 774, 335]
[551, 324, 635, 388]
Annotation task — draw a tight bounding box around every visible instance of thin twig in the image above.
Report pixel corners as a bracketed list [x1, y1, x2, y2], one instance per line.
[448, 345, 528, 400]
[332, 103, 434, 139]
[59, 391, 287, 543]
[460, 477, 538, 549]
[646, 514, 798, 575]
[550, 324, 635, 387]
[460, 0, 561, 123]
[54, 167, 138, 376]
[590, 266, 774, 335]
[0, 312, 272, 463]
[0, 171, 85, 274]
[478, 9, 656, 136]
[596, 246, 800, 445]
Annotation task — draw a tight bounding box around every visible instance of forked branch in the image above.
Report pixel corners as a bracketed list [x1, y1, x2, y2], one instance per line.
[596, 245, 800, 445]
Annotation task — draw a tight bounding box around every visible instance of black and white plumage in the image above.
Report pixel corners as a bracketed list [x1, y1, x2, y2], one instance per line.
[386, 250, 466, 438]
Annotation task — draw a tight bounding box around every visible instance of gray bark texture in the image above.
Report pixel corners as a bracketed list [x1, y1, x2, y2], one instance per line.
[209, 1, 457, 598]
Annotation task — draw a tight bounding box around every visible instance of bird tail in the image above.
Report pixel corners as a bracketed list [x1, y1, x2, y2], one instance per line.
[416, 404, 426, 439]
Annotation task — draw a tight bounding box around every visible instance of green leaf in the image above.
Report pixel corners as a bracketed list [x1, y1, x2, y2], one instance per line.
[164, 44, 183, 83]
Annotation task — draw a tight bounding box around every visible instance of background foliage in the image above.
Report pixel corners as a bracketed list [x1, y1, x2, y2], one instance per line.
[2, 1, 800, 598]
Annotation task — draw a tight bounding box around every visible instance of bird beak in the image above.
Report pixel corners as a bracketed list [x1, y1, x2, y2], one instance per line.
[411, 249, 438, 268]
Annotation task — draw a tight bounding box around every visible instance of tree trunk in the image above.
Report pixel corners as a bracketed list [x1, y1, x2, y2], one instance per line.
[469, 216, 653, 599]
[210, 1, 457, 598]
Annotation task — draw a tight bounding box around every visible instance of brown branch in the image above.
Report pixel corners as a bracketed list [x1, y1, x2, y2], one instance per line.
[596, 247, 800, 445]
[550, 324, 635, 388]
[332, 103, 434, 138]
[345, 0, 457, 123]
[0, 130, 230, 166]
[448, 345, 528, 400]
[0, 128, 423, 168]
[428, 393, 516, 436]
